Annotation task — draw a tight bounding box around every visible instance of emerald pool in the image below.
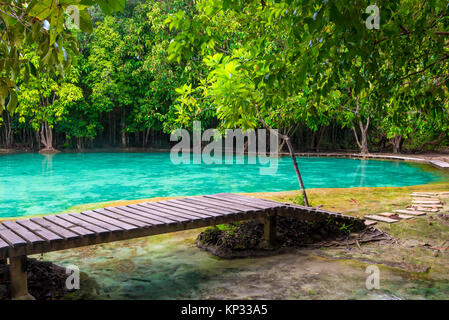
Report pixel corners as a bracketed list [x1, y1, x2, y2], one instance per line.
[0, 152, 446, 217]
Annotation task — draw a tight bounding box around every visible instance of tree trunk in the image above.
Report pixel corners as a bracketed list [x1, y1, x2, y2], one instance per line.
[310, 130, 316, 151]
[36, 130, 40, 150]
[284, 136, 310, 207]
[121, 109, 126, 147]
[108, 112, 112, 146]
[256, 108, 310, 206]
[143, 128, 149, 147]
[77, 137, 83, 150]
[352, 117, 370, 155]
[278, 139, 286, 153]
[134, 131, 140, 146]
[3, 112, 13, 148]
[349, 96, 370, 155]
[316, 126, 326, 152]
[40, 122, 55, 151]
[419, 132, 445, 152]
[391, 135, 402, 154]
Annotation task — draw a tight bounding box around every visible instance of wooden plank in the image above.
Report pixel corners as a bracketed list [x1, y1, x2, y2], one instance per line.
[407, 206, 439, 212]
[43, 215, 95, 237]
[411, 192, 438, 196]
[141, 202, 204, 220]
[57, 214, 111, 235]
[30, 217, 79, 240]
[95, 208, 149, 228]
[410, 204, 443, 208]
[108, 207, 166, 225]
[377, 212, 414, 220]
[0, 237, 9, 259]
[126, 205, 186, 224]
[395, 209, 426, 216]
[220, 193, 284, 206]
[197, 196, 262, 212]
[175, 198, 237, 215]
[377, 212, 399, 218]
[136, 203, 195, 222]
[149, 202, 214, 220]
[219, 193, 283, 208]
[69, 212, 124, 233]
[2, 221, 45, 245]
[98, 208, 153, 228]
[187, 197, 255, 212]
[15, 219, 63, 242]
[205, 194, 277, 210]
[364, 220, 377, 226]
[82, 211, 138, 231]
[410, 194, 438, 198]
[144, 202, 206, 220]
[0, 237, 9, 250]
[115, 206, 173, 225]
[160, 200, 223, 217]
[0, 224, 27, 248]
[412, 200, 441, 204]
[364, 215, 400, 223]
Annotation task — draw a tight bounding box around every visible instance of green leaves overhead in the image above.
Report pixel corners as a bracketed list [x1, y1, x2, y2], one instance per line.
[0, 0, 126, 114]
[165, 0, 449, 153]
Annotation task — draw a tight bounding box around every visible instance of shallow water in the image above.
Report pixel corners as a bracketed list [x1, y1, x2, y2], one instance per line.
[41, 229, 449, 300]
[0, 152, 446, 217]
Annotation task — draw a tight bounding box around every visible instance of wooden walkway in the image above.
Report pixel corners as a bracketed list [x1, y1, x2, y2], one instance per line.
[0, 193, 362, 299]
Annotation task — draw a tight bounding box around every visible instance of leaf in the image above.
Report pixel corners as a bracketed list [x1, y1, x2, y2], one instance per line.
[29, 61, 37, 77]
[7, 90, 18, 113]
[79, 9, 93, 33]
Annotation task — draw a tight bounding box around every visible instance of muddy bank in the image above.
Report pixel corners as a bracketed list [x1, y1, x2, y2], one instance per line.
[0, 258, 99, 300]
[196, 217, 391, 259]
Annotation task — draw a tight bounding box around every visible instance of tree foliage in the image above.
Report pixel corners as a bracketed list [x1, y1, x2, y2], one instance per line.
[0, 0, 125, 113]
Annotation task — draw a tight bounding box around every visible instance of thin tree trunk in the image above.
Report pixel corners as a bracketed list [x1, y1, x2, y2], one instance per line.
[391, 135, 402, 154]
[310, 130, 316, 150]
[77, 137, 83, 150]
[285, 137, 310, 207]
[40, 122, 54, 151]
[352, 119, 370, 154]
[108, 112, 112, 146]
[256, 109, 310, 206]
[143, 128, 150, 147]
[3, 112, 13, 148]
[134, 131, 140, 146]
[121, 108, 126, 147]
[316, 126, 326, 152]
[419, 132, 445, 152]
[278, 139, 286, 153]
[36, 130, 40, 150]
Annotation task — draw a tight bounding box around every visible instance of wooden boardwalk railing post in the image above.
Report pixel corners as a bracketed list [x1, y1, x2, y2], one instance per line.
[263, 214, 277, 246]
[9, 255, 34, 300]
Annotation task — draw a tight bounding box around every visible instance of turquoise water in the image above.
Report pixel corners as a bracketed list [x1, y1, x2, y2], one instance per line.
[0, 152, 446, 218]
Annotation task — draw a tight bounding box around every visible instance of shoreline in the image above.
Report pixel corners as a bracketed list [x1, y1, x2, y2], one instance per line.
[0, 147, 449, 164]
[3, 147, 449, 170]
[2, 181, 449, 222]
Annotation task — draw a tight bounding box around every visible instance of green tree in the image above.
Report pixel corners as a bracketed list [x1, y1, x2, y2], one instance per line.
[0, 0, 125, 114]
[16, 51, 83, 151]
